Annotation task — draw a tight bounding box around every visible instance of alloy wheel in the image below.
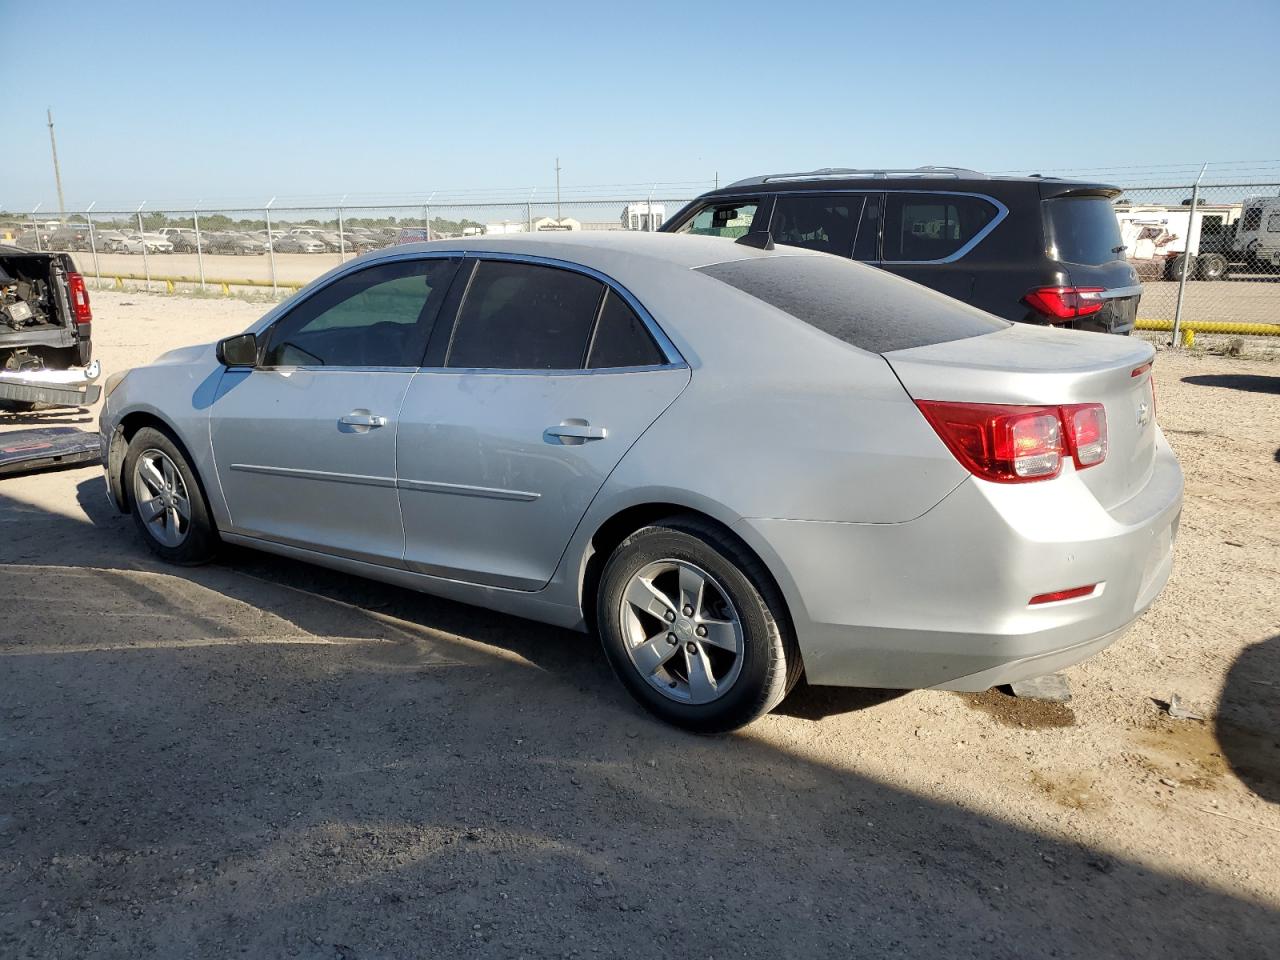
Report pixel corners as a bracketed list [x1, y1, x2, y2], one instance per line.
[132, 448, 192, 548]
[618, 559, 745, 705]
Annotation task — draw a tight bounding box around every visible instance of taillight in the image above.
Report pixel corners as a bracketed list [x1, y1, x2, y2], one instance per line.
[1024, 286, 1105, 322]
[68, 272, 92, 326]
[1029, 584, 1099, 605]
[1061, 403, 1107, 469]
[916, 400, 1109, 483]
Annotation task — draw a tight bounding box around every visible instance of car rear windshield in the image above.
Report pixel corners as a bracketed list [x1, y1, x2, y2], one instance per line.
[695, 255, 1007, 354]
[1045, 197, 1125, 266]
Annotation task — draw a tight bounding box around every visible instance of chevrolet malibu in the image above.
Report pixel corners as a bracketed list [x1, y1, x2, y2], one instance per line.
[100, 233, 1182, 732]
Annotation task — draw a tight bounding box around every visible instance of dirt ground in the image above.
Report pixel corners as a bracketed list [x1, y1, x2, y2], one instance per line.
[1, 290, 1277, 959]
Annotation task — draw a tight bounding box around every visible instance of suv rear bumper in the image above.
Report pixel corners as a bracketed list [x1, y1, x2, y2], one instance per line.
[735, 432, 1182, 690]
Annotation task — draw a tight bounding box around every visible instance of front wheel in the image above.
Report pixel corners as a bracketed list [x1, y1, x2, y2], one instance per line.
[124, 427, 218, 565]
[596, 516, 800, 733]
[1197, 253, 1228, 281]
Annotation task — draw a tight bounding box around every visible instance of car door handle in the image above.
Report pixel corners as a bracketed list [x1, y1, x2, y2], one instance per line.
[339, 413, 388, 428]
[545, 421, 607, 444]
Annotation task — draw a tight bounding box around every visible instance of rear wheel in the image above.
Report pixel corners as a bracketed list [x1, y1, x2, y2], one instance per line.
[596, 516, 800, 733]
[124, 427, 218, 565]
[1197, 253, 1228, 280]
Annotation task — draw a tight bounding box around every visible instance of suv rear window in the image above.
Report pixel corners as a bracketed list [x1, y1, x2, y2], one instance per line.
[696, 255, 1007, 354]
[1045, 197, 1125, 266]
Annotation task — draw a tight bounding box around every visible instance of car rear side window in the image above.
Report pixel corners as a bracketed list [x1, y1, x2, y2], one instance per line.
[1045, 197, 1126, 266]
[852, 193, 882, 261]
[673, 201, 758, 239]
[696, 255, 1007, 354]
[447, 260, 603, 370]
[882, 193, 997, 262]
[769, 195, 864, 256]
[586, 290, 666, 369]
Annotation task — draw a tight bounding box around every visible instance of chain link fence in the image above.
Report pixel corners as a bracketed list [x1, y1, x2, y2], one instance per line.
[1115, 182, 1280, 335]
[4, 183, 1278, 335]
[0, 197, 695, 299]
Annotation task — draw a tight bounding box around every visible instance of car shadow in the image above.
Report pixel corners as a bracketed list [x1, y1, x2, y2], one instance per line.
[0, 474, 1277, 955]
[1181, 374, 1280, 395]
[1217, 633, 1280, 805]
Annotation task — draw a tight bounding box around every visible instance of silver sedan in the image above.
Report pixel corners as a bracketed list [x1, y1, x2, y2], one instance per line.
[99, 233, 1182, 731]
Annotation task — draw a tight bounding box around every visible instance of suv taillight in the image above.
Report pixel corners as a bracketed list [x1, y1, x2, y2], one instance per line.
[68, 272, 92, 326]
[916, 400, 1108, 483]
[1024, 286, 1104, 322]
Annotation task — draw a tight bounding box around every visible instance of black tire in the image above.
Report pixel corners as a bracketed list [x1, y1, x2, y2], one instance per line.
[1167, 253, 1194, 280]
[1197, 253, 1228, 281]
[123, 426, 219, 565]
[596, 515, 800, 733]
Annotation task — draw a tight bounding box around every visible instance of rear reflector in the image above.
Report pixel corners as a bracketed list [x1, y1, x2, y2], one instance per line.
[1024, 286, 1105, 322]
[1029, 585, 1098, 605]
[1061, 403, 1107, 468]
[68, 272, 92, 326]
[916, 400, 1108, 483]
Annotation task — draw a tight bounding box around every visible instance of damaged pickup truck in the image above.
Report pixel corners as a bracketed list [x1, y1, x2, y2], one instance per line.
[0, 243, 99, 411]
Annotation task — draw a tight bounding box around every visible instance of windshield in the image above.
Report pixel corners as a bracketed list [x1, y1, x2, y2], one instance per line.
[1046, 197, 1125, 266]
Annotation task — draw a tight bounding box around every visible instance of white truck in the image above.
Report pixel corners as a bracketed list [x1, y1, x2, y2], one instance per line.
[1116, 197, 1280, 281]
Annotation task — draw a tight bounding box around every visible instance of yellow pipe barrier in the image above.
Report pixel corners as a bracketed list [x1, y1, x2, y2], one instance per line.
[1136, 318, 1280, 348]
[98, 273, 304, 293]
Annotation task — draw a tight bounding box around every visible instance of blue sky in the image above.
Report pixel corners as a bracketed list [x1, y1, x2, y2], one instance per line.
[9, 0, 1280, 209]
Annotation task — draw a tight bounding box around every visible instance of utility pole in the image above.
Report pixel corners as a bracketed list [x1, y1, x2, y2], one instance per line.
[555, 156, 562, 223]
[47, 108, 66, 220]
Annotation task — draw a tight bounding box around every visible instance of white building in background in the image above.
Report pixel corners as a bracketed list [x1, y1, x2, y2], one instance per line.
[621, 202, 666, 231]
[482, 221, 527, 235]
[532, 217, 581, 231]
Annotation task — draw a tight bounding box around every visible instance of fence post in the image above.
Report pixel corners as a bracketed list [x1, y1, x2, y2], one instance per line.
[1170, 163, 1206, 349]
[87, 214, 101, 289]
[338, 207, 346, 262]
[193, 210, 206, 292]
[527, 201, 533, 232]
[30, 212, 43, 251]
[265, 201, 278, 298]
[137, 209, 152, 292]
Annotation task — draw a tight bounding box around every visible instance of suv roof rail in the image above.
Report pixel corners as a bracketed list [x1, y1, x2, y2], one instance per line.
[725, 166, 990, 188]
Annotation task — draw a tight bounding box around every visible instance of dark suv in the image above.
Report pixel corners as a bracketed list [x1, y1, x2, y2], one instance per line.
[661, 167, 1141, 334]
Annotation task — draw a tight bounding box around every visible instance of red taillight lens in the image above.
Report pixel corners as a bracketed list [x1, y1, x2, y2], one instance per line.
[915, 401, 1064, 482]
[1024, 286, 1105, 321]
[68, 272, 92, 326]
[917, 400, 1110, 483]
[1061, 403, 1107, 469]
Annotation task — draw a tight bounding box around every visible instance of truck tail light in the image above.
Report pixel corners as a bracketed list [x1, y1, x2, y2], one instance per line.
[68, 272, 92, 326]
[915, 400, 1109, 483]
[1024, 286, 1105, 322]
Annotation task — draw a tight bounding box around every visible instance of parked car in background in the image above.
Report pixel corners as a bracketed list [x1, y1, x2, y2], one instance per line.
[158, 228, 204, 253]
[135, 233, 174, 254]
[290, 228, 345, 251]
[207, 233, 267, 256]
[103, 233, 148, 254]
[271, 233, 327, 254]
[101, 232, 1181, 732]
[663, 167, 1142, 335]
[47, 225, 95, 252]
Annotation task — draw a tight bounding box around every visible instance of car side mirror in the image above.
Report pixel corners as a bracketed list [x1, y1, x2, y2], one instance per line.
[216, 332, 258, 367]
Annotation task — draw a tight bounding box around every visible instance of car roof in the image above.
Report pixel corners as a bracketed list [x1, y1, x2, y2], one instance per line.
[711, 166, 1120, 197]
[378, 230, 825, 273]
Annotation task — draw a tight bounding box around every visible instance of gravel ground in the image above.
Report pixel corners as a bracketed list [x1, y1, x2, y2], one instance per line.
[1, 291, 1277, 959]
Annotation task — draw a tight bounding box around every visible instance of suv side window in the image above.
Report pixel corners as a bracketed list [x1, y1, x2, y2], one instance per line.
[586, 290, 666, 368]
[1268, 212, 1280, 233]
[263, 257, 459, 367]
[673, 201, 759, 239]
[882, 193, 997, 262]
[446, 260, 604, 370]
[1241, 207, 1262, 231]
[770, 195, 864, 256]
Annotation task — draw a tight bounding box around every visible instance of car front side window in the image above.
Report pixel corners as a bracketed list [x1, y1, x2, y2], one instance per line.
[673, 201, 759, 239]
[262, 258, 459, 368]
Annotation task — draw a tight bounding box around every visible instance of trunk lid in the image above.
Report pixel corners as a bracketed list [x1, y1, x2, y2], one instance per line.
[886, 324, 1158, 510]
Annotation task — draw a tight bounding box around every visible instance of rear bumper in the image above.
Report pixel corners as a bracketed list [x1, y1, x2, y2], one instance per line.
[735, 432, 1183, 690]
